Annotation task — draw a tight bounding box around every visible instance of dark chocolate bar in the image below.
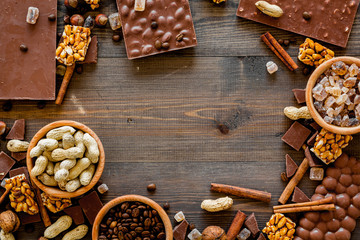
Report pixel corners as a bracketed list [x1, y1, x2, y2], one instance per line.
[0, 152, 16, 181]
[79, 191, 103, 225]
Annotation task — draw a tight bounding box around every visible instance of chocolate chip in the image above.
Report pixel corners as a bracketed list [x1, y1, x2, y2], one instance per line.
[2, 101, 12, 112]
[217, 124, 229, 135]
[48, 14, 56, 21]
[76, 65, 83, 74]
[112, 34, 121, 42]
[20, 44, 28, 52]
[161, 42, 170, 50]
[278, 39, 284, 45]
[302, 67, 310, 75]
[151, 22, 158, 29]
[64, 15, 70, 24]
[154, 40, 162, 50]
[283, 39, 290, 46]
[162, 202, 170, 210]
[25, 224, 35, 233]
[147, 184, 156, 192]
[303, 11, 312, 20]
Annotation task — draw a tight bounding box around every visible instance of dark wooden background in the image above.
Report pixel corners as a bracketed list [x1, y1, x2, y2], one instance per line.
[2, 0, 360, 239]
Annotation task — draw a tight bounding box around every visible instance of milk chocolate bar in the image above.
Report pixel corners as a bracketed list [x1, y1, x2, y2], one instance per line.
[116, 0, 197, 59]
[237, 0, 359, 47]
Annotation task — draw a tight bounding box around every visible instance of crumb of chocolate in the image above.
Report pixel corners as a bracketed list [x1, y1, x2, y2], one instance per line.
[76, 65, 83, 74]
[20, 44, 28, 52]
[278, 39, 284, 45]
[163, 202, 170, 210]
[37, 101, 46, 109]
[151, 22, 158, 29]
[283, 40, 290, 46]
[281, 172, 288, 182]
[2, 101, 12, 112]
[162, 42, 170, 50]
[64, 15, 70, 24]
[302, 12, 311, 20]
[48, 14, 56, 21]
[155, 40, 162, 50]
[112, 34, 121, 42]
[217, 124, 229, 135]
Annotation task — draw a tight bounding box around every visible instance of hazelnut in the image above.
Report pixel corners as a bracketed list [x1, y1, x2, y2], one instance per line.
[95, 14, 108, 27]
[64, 0, 78, 9]
[0, 121, 6, 136]
[112, 34, 121, 42]
[19, 44, 28, 52]
[202, 226, 227, 240]
[147, 183, 156, 192]
[70, 14, 85, 26]
[162, 202, 170, 210]
[0, 210, 20, 233]
[303, 11, 311, 20]
[83, 15, 95, 29]
[48, 14, 56, 21]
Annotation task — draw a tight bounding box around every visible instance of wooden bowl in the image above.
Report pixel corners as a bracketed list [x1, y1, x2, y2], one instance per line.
[92, 195, 173, 240]
[26, 120, 105, 198]
[306, 56, 360, 135]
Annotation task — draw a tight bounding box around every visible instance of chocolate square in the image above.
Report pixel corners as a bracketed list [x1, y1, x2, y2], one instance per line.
[236, 0, 359, 47]
[310, 122, 321, 131]
[18, 212, 42, 225]
[244, 213, 260, 237]
[64, 206, 85, 225]
[281, 122, 311, 151]
[305, 147, 323, 167]
[0, 152, 16, 181]
[292, 186, 310, 203]
[11, 152, 27, 162]
[173, 219, 189, 240]
[116, 0, 197, 59]
[0, 0, 57, 100]
[81, 35, 98, 64]
[307, 131, 318, 146]
[286, 154, 298, 178]
[292, 89, 306, 104]
[79, 191, 103, 225]
[6, 119, 25, 140]
[9, 167, 31, 183]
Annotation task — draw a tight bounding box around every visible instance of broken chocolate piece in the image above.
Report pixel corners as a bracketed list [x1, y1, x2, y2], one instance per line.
[292, 89, 306, 104]
[310, 122, 321, 131]
[63, 206, 84, 225]
[0, 152, 16, 181]
[11, 152, 27, 162]
[286, 154, 298, 178]
[292, 186, 310, 203]
[6, 119, 25, 140]
[305, 147, 322, 167]
[307, 131, 318, 146]
[173, 219, 189, 240]
[281, 122, 311, 151]
[18, 212, 41, 225]
[244, 213, 260, 237]
[257, 233, 266, 240]
[9, 167, 31, 184]
[81, 35, 98, 64]
[79, 191, 103, 225]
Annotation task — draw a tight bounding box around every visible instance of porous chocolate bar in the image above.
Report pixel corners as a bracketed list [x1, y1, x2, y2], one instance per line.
[116, 0, 197, 59]
[237, 0, 359, 47]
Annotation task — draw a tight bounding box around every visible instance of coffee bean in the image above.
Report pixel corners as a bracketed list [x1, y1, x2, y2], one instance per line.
[217, 124, 229, 135]
[2, 101, 12, 112]
[64, 15, 70, 24]
[150, 235, 156, 240]
[302, 67, 310, 75]
[48, 14, 56, 21]
[176, 33, 184, 42]
[122, 213, 130, 218]
[155, 40, 162, 50]
[112, 34, 121, 42]
[130, 231, 137, 237]
[161, 42, 170, 50]
[144, 218, 151, 229]
[283, 39, 290, 46]
[162, 202, 170, 210]
[130, 223, 138, 229]
[142, 231, 151, 237]
[157, 232, 165, 240]
[147, 184, 156, 191]
[278, 39, 284, 45]
[76, 65, 83, 74]
[303, 11, 311, 20]
[151, 22, 158, 29]
[152, 210, 157, 216]
[125, 233, 133, 240]
[20, 44, 28, 52]
[110, 221, 118, 228]
[121, 202, 130, 212]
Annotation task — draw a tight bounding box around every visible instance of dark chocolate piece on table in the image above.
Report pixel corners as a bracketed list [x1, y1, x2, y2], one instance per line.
[6, 119, 25, 140]
[11, 152, 27, 161]
[79, 191, 103, 225]
[0, 0, 57, 100]
[116, 0, 197, 59]
[173, 219, 189, 240]
[9, 167, 31, 183]
[292, 89, 306, 104]
[81, 36, 98, 64]
[286, 154, 298, 178]
[244, 213, 260, 237]
[281, 122, 311, 151]
[307, 131, 318, 146]
[18, 212, 42, 225]
[257, 233, 266, 240]
[0, 152, 16, 181]
[305, 147, 322, 167]
[63, 205, 85, 225]
[236, 0, 359, 47]
[309, 122, 321, 131]
[292, 186, 310, 203]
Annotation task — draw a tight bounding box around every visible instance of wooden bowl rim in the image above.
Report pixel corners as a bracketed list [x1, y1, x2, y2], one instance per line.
[92, 195, 173, 240]
[26, 120, 105, 198]
[306, 56, 360, 135]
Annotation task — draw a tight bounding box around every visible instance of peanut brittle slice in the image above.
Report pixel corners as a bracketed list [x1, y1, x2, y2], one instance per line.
[41, 192, 71, 213]
[85, 0, 100, 10]
[56, 25, 91, 66]
[298, 38, 334, 68]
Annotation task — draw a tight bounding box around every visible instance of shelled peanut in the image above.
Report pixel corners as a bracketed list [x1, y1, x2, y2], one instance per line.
[311, 128, 352, 164]
[41, 192, 71, 213]
[30, 126, 99, 192]
[298, 38, 334, 67]
[262, 213, 296, 240]
[85, 0, 100, 9]
[5, 174, 39, 215]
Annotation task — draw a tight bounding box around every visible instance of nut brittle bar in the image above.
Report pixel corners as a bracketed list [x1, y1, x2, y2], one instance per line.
[41, 192, 72, 213]
[298, 38, 334, 67]
[56, 25, 91, 66]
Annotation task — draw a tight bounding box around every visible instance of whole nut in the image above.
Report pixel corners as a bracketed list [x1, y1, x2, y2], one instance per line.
[0, 210, 20, 233]
[112, 35, 121, 42]
[70, 14, 85, 26]
[147, 183, 156, 192]
[48, 14, 56, 21]
[202, 226, 227, 240]
[162, 202, 170, 210]
[20, 44, 28, 52]
[0, 121, 6, 136]
[64, 0, 78, 9]
[303, 11, 312, 20]
[95, 14, 108, 27]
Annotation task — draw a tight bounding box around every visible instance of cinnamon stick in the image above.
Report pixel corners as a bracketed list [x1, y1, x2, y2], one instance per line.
[31, 180, 51, 227]
[278, 158, 309, 204]
[274, 197, 333, 210]
[0, 188, 11, 205]
[274, 204, 335, 214]
[261, 32, 298, 71]
[55, 64, 75, 105]
[227, 210, 247, 240]
[210, 183, 271, 203]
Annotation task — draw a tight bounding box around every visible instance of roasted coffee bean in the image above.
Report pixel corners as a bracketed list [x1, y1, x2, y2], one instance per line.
[125, 219, 133, 223]
[283, 39, 290, 46]
[135, 237, 141, 240]
[161, 42, 170, 50]
[152, 210, 157, 216]
[101, 224, 107, 229]
[133, 218, 138, 223]
[125, 233, 132, 240]
[156, 223, 164, 228]
[154, 216, 160, 223]
[126, 209, 132, 214]
[130, 231, 137, 237]
[132, 208, 140, 217]
[112, 34, 121, 42]
[121, 202, 130, 212]
[147, 183, 156, 192]
[138, 205, 146, 210]
[122, 213, 130, 218]
[110, 221, 118, 228]
[302, 67, 310, 75]
[130, 223, 138, 229]
[162, 202, 170, 210]
[155, 40, 162, 50]
[130, 204, 137, 209]
[122, 223, 130, 228]
[144, 218, 151, 229]
[278, 39, 284, 45]
[151, 22, 158, 29]
[20, 44, 28, 52]
[142, 231, 151, 237]
[135, 227, 144, 233]
[157, 232, 165, 240]
[114, 227, 119, 234]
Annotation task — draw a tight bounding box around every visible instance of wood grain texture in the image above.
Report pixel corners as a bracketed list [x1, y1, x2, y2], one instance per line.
[2, 0, 360, 239]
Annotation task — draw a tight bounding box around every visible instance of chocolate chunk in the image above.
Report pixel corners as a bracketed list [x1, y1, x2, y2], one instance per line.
[236, 0, 359, 47]
[81, 36, 98, 64]
[305, 147, 322, 167]
[173, 219, 189, 240]
[307, 131, 318, 146]
[18, 212, 41, 225]
[292, 89, 306, 104]
[63, 206, 84, 225]
[286, 154, 298, 178]
[244, 213, 260, 236]
[310, 122, 321, 131]
[292, 186, 310, 203]
[0, 152, 16, 181]
[257, 233, 266, 240]
[1, 0, 57, 100]
[9, 167, 31, 184]
[281, 122, 311, 151]
[11, 152, 26, 162]
[6, 119, 25, 140]
[79, 191, 103, 225]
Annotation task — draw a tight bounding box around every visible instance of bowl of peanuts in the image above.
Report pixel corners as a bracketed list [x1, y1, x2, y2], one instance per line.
[306, 56, 360, 135]
[26, 120, 105, 198]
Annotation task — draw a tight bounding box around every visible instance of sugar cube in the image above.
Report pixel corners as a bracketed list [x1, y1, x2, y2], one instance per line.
[134, 0, 146, 11]
[266, 61, 278, 74]
[97, 183, 109, 194]
[188, 229, 201, 240]
[174, 211, 185, 222]
[26, 7, 39, 24]
[237, 228, 251, 240]
[310, 167, 324, 181]
[108, 13, 122, 30]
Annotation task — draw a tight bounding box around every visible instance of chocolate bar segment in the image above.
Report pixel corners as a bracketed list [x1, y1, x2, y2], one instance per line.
[0, 0, 57, 100]
[173, 219, 189, 240]
[292, 186, 310, 203]
[9, 167, 31, 184]
[292, 89, 306, 104]
[64, 206, 85, 225]
[6, 119, 25, 140]
[81, 35, 98, 64]
[0, 152, 16, 181]
[11, 152, 27, 162]
[237, 0, 359, 47]
[79, 191, 103, 225]
[286, 154, 298, 178]
[116, 0, 197, 59]
[244, 213, 260, 237]
[281, 122, 311, 151]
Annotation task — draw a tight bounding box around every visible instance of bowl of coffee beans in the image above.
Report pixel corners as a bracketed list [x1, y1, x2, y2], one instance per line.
[92, 195, 173, 240]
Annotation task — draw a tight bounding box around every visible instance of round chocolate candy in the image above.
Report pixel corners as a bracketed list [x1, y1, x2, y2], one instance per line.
[299, 218, 315, 230]
[309, 228, 324, 240]
[334, 206, 346, 221]
[341, 167, 352, 175]
[352, 162, 360, 174]
[335, 183, 346, 194]
[339, 174, 352, 187]
[19, 44, 28, 52]
[326, 219, 340, 232]
[315, 185, 328, 195]
[296, 227, 310, 239]
[334, 228, 351, 240]
[311, 194, 325, 201]
[334, 154, 349, 169]
[323, 176, 338, 191]
[348, 156, 357, 168]
[352, 193, 360, 208]
[315, 222, 327, 233]
[347, 204, 360, 219]
[304, 212, 320, 223]
[346, 184, 358, 197]
[352, 174, 360, 185]
[324, 232, 336, 240]
[326, 168, 341, 180]
[320, 211, 334, 222]
[336, 194, 351, 209]
[340, 216, 356, 232]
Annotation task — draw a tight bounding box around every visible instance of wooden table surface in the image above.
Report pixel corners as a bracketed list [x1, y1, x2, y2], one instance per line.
[2, 0, 360, 239]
